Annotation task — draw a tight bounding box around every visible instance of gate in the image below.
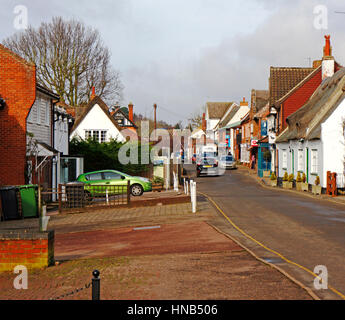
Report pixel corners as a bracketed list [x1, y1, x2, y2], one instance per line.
[58, 181, 131, 213]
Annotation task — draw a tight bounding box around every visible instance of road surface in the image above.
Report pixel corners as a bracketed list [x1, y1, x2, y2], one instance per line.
[196, 167, 345, 300]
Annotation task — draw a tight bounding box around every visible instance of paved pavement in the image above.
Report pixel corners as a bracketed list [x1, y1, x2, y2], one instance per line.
[0, 192, 313, 300]
[196, 167, 345, 300]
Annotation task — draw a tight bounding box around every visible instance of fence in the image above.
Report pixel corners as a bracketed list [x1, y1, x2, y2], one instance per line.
[58, 181, 131, 213]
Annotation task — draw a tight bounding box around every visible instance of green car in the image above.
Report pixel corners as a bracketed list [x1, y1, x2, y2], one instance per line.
[77, 170, 152, 197]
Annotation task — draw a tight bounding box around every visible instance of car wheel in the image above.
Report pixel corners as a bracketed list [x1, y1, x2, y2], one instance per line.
[130, 184, 144, 197]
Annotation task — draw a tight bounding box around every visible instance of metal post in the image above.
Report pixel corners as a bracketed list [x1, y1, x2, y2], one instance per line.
[192, 182, 197, 213]
[92, 270, 100, 300]
[58, 184, 62, 213]
[38, 185, 42, 232]
[127, 180, 131, 204]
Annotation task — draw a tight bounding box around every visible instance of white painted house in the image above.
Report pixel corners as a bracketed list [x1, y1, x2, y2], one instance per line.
[70, 96, 126, 143]
[276, 67, 345, 189]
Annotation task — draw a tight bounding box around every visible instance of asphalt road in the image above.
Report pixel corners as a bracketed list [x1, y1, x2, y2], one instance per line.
[195, 168, 345, 300]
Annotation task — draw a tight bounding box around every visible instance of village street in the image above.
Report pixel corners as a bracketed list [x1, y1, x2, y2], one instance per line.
[196, 167, 345, 300]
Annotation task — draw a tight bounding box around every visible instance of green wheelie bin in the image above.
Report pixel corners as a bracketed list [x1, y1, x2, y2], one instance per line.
[18, 185, 38, 218]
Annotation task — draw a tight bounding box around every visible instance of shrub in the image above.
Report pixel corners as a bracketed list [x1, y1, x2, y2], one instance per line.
[302, 173, 307, 183]
[283, 172, 289, 181]
[296, 172, 302, 183]
[270, 172, 277, 181]
[315, 176, 320, 186]
[152, 176, 164, 184]
[288, 174, 294, 183]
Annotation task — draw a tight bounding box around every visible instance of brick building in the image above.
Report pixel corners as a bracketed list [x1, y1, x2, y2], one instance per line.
[0, 44, 36, 186]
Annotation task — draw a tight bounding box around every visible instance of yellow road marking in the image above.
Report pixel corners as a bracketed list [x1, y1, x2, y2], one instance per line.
[199, 191, 345, 300]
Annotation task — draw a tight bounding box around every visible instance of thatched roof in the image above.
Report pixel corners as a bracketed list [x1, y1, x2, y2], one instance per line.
[276, 67, 345, 143]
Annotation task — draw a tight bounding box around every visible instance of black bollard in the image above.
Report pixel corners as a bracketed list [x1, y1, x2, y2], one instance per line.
[92, 270, 100, 300]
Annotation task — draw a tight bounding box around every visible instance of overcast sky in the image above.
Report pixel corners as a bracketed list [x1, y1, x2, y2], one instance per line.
[1, 0, 345, 125]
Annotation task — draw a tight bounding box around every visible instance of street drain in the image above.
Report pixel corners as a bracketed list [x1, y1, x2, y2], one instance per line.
[133, 226, 161, 231]
[262, 257, 285, 265]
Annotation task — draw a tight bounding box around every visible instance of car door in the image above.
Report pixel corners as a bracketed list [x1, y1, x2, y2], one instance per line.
[103, 171, 128, 194]
[84, 172, 105, 195]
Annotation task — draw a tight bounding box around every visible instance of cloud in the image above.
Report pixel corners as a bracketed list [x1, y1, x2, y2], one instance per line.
[123, 0, 345, 124]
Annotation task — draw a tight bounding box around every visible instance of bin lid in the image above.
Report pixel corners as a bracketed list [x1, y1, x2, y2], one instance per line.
[17, 185, 38, 189]
[0, 186, 18, 191]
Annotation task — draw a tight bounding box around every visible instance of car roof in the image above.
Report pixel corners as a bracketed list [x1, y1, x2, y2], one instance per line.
[82, 169, 124, 176]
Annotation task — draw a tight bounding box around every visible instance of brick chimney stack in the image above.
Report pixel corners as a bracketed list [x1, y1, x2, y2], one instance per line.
[91, 86, 96, 100]
[202, 113, 206, 132]
[128, 102, 134, 123]
[322, 35, 335, 80]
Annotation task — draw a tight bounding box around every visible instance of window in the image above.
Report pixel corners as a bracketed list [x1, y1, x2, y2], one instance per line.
[298, 149, 304, 171]
[103, 172, 122, 180]
[93, 131, 100, 142]
[85, 131, 92, 140]
[87, 173, 103, 181]
[282, 150, 287, 169]
[101, 131, 107, 143]
[311, 150, 318, 174]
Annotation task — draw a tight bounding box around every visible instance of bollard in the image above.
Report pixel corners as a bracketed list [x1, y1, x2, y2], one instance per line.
[92, 270, 100, 300]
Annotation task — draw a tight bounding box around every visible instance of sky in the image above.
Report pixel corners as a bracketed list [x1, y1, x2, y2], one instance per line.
[1, 0, 345, 125]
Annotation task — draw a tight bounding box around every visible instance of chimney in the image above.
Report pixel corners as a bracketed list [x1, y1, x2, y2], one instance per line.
[128, 102, 134, 123]
[90, 86, 96, 100]
[240, 97, 248, 107]
[202, 113, 206, 132]
[322, 35, 335, 80]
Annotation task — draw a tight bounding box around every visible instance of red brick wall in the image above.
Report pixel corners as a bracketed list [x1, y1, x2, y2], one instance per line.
[281, 69, 321, 130]
[0, 231, 54, 272]
[0, 44, 36, 186]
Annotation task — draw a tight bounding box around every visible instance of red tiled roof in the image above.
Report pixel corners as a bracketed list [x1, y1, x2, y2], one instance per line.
[269, 67, 314, 105]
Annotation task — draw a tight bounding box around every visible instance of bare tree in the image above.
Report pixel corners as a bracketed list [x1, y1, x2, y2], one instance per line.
[188, 106, 205, 130]
[3, 17, 123, 106]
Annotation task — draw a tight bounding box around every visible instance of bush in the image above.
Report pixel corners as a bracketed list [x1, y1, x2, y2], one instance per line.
[270, 172, 277, 180]
[69, 138, 152, 175]
[296, 172, 302, 183]
[315, 176, 320, 186]
[283, 172, 289, 181]
[288, 174, 294, 183]
[302, 173, 307, 183]
[152, 176, 164, 184]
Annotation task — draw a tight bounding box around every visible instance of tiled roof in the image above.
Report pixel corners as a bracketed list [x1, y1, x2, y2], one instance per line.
[207, 102, 233, 119]
[269, 67, 314, 105]
[218, 105, 240, 129]
[251, 90, 269, 113]
[71, 96, 123, 134]
[276, 67, 345, 142]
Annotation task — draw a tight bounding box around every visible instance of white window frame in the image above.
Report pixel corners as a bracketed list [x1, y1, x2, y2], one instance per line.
[311, 149, 318, 174]
[298, 149, 304, 172]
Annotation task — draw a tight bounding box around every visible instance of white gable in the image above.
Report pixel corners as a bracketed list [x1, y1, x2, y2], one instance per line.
[70, 103, 126, 143]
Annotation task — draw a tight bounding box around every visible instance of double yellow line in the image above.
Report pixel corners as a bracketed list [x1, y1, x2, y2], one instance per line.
[199, 191, 345, 300]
